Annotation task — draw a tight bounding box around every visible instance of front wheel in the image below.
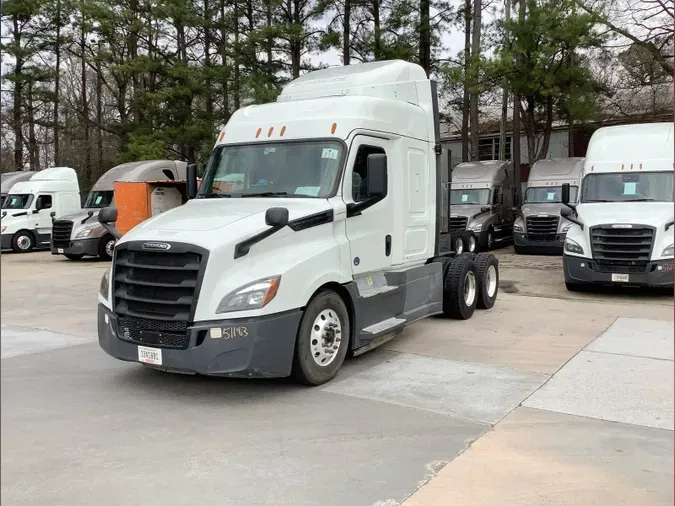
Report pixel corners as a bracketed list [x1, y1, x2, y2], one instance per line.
[292, 290, 350, 386]
[11, 231, 34, 253]
[99, 234, 116, 260]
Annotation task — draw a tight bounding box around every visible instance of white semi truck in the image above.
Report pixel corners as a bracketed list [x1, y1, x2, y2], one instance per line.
[96, 60, 501, 385]
[51, 160, 187, 261]
[1, 167, 81, 253]
[561, 122, 674, 290]
[1, 171, 36, 207]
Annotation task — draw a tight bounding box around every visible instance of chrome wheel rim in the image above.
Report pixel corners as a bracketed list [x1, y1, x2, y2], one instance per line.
[105, 239, 115, 257]
[486, 264, 497, 298]
[455, 238, 464, 254]
[310, 309, 342, 367]
[487, 233, 493, 249]
[17, 235, 31, 250]
[464, 271, 477, 306]
[468, 236, 476, 252]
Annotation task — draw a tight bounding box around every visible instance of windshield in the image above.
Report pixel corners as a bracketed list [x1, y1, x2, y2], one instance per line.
[581, 172, 674, 203]
[84, 190, 114, 208]
[2, 194, 33, 210]
[525, 186, 578, 203]
[450, 188, 491, 205]
[198, 141, 345, 198]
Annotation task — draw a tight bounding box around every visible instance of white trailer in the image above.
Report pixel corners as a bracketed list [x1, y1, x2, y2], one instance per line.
[96, 60, 501, 385]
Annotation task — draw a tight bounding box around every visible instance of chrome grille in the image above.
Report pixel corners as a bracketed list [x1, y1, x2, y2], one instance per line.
[590, 225, 654, 273]
[52, 220, 73, 247]
[526, 216, 559, 241]
[449, 216, 468, 233]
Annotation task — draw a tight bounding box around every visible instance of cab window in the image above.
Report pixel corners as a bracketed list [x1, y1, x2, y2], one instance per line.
[36, 194, 53, 210]
[351, 145, 386, 202]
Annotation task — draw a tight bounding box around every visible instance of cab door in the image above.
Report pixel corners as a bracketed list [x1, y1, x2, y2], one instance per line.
[34, 193, 54, 245]
[342, 135, 395, 276]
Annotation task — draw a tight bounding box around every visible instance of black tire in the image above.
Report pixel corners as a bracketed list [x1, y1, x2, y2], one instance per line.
[292, 290, 350, 386]
[11, 230, 35, 253]
[459, 231, 477, 253]
[485, 228, 495, 251]
[474, 252, 499, 309]
[442, 253, 478, 320]
[65, 253, 84, 260]
[98, 234, 116, 260]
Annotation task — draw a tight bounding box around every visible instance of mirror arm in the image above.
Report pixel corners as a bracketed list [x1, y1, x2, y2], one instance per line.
[234, 224, 285, 259]
[101, 222, 122, 240]
[346, 196, 384, 218]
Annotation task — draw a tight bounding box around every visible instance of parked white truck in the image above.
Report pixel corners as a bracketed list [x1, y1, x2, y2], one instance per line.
[96, 60, 501, 385]
[51, 160, 187, 261]
[1, 171, 36, 207]
[513, 157, 583, 254]
[561, 122, 674, 290]
[1, 167, 81, 253]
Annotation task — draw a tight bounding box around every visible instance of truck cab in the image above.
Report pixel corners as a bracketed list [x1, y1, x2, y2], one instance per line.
[96, 60, 501, 386]
[1, 171, 37, 207]
[51, 160, 187, 261]
[1, 167, 81, 253]
[449, 161, 514, 252]
[513, 157, 583, 254]
[561, 123, 674, 290]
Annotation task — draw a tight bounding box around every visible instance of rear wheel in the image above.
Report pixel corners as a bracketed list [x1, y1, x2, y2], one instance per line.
[292, 290, 350, 386]
[99, 234, 116, 260]
[474, 253, 499, 309]
[11, 231, 34, 253]
[459, 231, 477, 253]
[442, 253, 478, 320]
[452, 235, 464, 254]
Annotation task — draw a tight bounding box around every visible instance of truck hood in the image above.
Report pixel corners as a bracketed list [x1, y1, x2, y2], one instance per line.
[58, 208, 100, 223]
[576, 202, 674, 227]
[450, 204, 489, 218]
[520, 203, 566, 217]
[121, 198, 334, 248]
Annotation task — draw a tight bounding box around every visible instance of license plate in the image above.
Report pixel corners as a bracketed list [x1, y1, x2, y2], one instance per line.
[611, 273, 629, 283]
[138, 346, 162, 365]
[57, 248, 64, 254]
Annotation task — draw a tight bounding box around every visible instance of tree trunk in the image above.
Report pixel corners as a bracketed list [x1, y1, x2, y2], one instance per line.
[568, 109, 574, 156]
[461, 0, 470, 162]
[53, 0, 62, 166]
[204, 0, 214, 122]
[96, 45, 104, 176]
[12, 15, 24, 169]
[220, 0, 231, 121]
[499, 0, 510, 162]
[512, 0, 526, 203]
[290, 0, 302, 78]
[234, 0, 241, 107]
[373, 0, 382, 60]
[419, 0, 430, 76]
[27, 84, 39, 170]
[537, 96, 553, 160]
[266, 0, 274, 77]
[80, 23, 91, 188]
[469, 0, 481, 160]
[343, 0, 351, 65]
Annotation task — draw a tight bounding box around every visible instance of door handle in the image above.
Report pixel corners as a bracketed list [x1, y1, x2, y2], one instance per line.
[385, 235, 391, 257]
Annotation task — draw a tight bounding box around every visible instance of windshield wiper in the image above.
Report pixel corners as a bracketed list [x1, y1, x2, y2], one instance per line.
[623, 198, 655, 202]
[200, 192, 232, 198]
[241, 192, 288, 198]
[584, 199, 613, 203]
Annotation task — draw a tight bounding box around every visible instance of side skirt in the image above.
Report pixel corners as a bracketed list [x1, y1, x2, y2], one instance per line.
[346, 262, 444, 354]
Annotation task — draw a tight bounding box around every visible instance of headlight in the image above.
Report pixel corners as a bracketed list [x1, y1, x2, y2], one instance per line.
[216, 276, 281, 313]
[75, 228, 93, 239]
[469, 223, 482, 232]
[662, 244, 674, 257]
[564, 238, 584, 255]
[561, 223, 572, 233]
[513, 220, 523, 232]
[99, 267, 111, 300]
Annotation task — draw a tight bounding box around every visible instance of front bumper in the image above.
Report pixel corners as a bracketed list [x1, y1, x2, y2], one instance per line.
[1, 234, 12, 250]
[513, 232, 566, 253]
[51, 237, 99, 256]
[98, 304, 302, 378]
[563, 255, 674, 287]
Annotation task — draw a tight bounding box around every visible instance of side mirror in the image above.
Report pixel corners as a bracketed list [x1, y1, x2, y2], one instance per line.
[187, 163, 198, 199]
[98, 207, 122, 240]
[35, 199, 44, 211]
[561, 207, 573, 218]
[50, 211, 56, 224]
[366, 153, 387, 198]
[561, 183, 570, 205]
[481, 206, 490, 213]
[1, 211, 6, 218]
[98, 206, 118, 224]
[265, 207, 289, 227]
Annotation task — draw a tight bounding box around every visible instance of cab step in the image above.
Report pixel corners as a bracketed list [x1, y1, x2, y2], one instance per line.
[358, 285, 398, 298]
[362, 317, 405, 335]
